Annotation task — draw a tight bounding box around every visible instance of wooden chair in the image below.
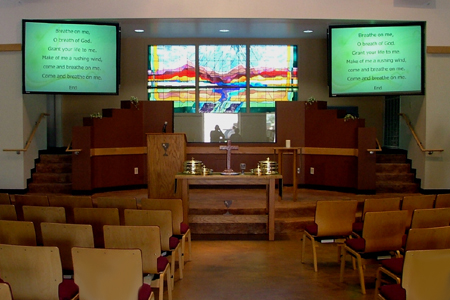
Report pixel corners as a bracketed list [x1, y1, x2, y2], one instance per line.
[377, 249, 450, 300]
[340, 210, 408, 294]
[0, 220, 36, 246]
[73, 207, 120, 248]
[96, 196, 138, 225]
[0, 244, 79, 300]
[0, 282, 13, 300]
[352, 197, 402, 237]
[401, 195, 436, 229]
[141, 198, 192, 263]
[125, 209, 183, 282]
[104, 225, 172, 300]
[301, 200, 358, 272]
[0, 204, 17, 221]
[0, 193, 11, 204]
[410, 207, 450, 228]
[13, 194, 49, 220]
[48, 195, 93, 223]
[72, 247, 154, 300]
[41, 222, 95, 274]
[435, 193, 450, 208]
[22, 205, 66, 245]
[375, 226, 450, 296]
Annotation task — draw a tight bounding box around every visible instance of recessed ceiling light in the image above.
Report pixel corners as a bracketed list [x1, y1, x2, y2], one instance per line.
[219, 29, 230, 33]
[135, 29, 144, 33]
[303, 30, 313, 33]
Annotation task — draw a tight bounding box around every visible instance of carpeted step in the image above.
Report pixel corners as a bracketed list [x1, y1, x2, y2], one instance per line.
[376, 173, 415, 182]
[376, 182, 419, 193]
[36, 162, 72, 173]
[32, 173, 72, 183]
[28, 183, 72, 194]
[376, 154, 407, 164]
[376, 163, 411, 173]
[39, 154, 72, 163]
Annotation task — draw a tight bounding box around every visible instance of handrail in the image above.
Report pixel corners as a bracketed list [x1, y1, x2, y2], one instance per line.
[367, 138, 382, 154]
[3, 113, 50, 154]
[399, 113, 444, 155]
[65, 141, 82, 155]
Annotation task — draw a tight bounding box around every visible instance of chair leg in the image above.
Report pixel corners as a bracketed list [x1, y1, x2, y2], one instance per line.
[356, 255, 366, 294]
[166, 267, 173, 300]
[340, 246, 346, 282]
[301, 232, 306, 263]
[187, 230, 192, 262]
[159, 272, 165, 300]
[312, 240, 318, 272]
[177, 246, 183, 280]
[374, 267, 382, 300]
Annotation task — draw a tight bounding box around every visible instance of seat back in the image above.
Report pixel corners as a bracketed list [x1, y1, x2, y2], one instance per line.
[435, 194, 450, 208]
[72, 247, 144, 300]
[0, 282, 13, 300]
[104, 225, 161, 274]
[0, 193, 11, 205]
[410, 208, 450, 228]
[23, 206, 66, 245]
[402, 195, 436, 229]
[362, 210, 408, 253]
[124, 209, 173, 251]
[41, 222, 95, 271]
[48, 195, 93, 223]
[13, 195, 49, 220]
[406, 226, 450, 251]
[0, 204, 17, 221]
[361, 197, 401, 221]
[402, 249, 450, 300]
[96, 197, 138, 225]
[314, 200, 358, 237]
[141, 198, 184, 235]
[0, 244, 63, 300]
[73, 208, 120, 248]
[0, 220, 37, 246]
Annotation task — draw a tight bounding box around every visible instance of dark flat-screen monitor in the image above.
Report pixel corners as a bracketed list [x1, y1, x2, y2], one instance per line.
[22, 20, 120, 94]
[328, 22, 425, 97]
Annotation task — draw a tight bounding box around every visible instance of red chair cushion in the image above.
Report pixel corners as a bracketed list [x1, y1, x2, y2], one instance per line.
[180, 222, 189, 234]
[352, 221, 363, 233]
[157, 256, 169, 273]
[381, 257, 404, 275]
[379, 284, 406, 300]
[138, 283, 152, 300]
[59, 279, 79, 300]
[169, 236, 180, 249]
[345, 238, 365, 252]
[305, 223, 318, 235]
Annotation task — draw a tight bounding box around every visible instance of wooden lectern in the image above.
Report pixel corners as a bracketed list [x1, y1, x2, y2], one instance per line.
[147, 133, 187, 198]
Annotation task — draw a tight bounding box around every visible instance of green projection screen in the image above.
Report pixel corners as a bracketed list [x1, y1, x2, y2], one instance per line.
[22, 20, 120, 94]
[328, 23, 425, 97]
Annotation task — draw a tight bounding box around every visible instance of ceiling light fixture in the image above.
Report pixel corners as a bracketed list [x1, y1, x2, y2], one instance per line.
[219, 29, 230, 33]
[303, 30, 313, 33]
[134, 29, 144, 33]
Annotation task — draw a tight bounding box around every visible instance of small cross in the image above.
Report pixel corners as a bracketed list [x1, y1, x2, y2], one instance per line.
[219, 140, 239, 173]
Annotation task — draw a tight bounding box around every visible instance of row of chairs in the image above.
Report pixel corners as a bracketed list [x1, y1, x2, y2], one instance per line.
[301, 195, 450, 295]
[0, 243, 155, 300]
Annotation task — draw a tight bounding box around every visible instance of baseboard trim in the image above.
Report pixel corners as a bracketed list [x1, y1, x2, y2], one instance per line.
[0, 188, 28, 194]
[419, 188, 450, 195]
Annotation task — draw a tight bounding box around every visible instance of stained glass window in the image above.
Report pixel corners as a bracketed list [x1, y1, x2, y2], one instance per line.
[148, 44, 297, 114]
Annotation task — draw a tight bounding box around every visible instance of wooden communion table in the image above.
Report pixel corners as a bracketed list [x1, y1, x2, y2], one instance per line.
[175, 173, 282, 241]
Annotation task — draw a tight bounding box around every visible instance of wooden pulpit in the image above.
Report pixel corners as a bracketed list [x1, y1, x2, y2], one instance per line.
[147, 133, 187, 198]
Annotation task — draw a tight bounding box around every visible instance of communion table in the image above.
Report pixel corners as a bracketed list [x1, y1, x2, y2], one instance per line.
[175, 173, 282, 241]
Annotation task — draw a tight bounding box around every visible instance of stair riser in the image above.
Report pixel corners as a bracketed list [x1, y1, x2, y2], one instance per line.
[28, 183, 72, 194]
[376, 183, 419, 193]
[376, 173, 415, 182]
[36, 163, 72, 174]
[39, 154, 72, 164]
[32, 173, 72, 183]
[376, 164, 411, 173]
[376, 154, 407, 164]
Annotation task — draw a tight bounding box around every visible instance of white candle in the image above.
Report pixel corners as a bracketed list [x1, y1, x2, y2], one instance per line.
[286, 140, 291, 148]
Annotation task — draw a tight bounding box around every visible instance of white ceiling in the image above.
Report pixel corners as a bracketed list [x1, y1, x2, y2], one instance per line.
[114, 18, 396, 39]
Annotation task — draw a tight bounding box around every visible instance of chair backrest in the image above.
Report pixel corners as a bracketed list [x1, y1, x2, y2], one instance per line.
[0, 204, 17, 221]
[0, 193, 11, 205]
[314, 200, 358, 237]
[73, 207, 120, 248]
[402, 249, 450, 300]
[23, 206, 66, 245]
[104, 225, 161, 274]
[41, 222, 95, 271]
[362, 210, 408, 252]
[402, 195, 436, 228]
[13, 195, 49, 220]
[0, 282, 13, 300]
[435, 194, 450, 208]
[96, 197, 138, 225]
[141, 198, 184, 235]
[0, 220, 37, 246]
[72, 247, 144, 300]
[48, 195, 93, 223]
[0, 244, 63, 300]
[406, 226, 450, 251]
[124, 209, 173, 251]
[361, 197, 401, 221]
[410, 208, 450, 229]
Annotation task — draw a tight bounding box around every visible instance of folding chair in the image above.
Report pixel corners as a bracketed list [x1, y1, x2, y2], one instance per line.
[0, 205, 17, 221]
[96, 196, 138, 225]
[0, 282, 13, 300]
[434, 194, 450, 208]
[401, 195, 436, 230]
[0, 193, 11, 205]
[13, 194, 49, 221]
[410, 207, 450, 229]
[48, 195, 93, 223]
[23, 205, 66, 245]
[0, 220, 36, 246]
